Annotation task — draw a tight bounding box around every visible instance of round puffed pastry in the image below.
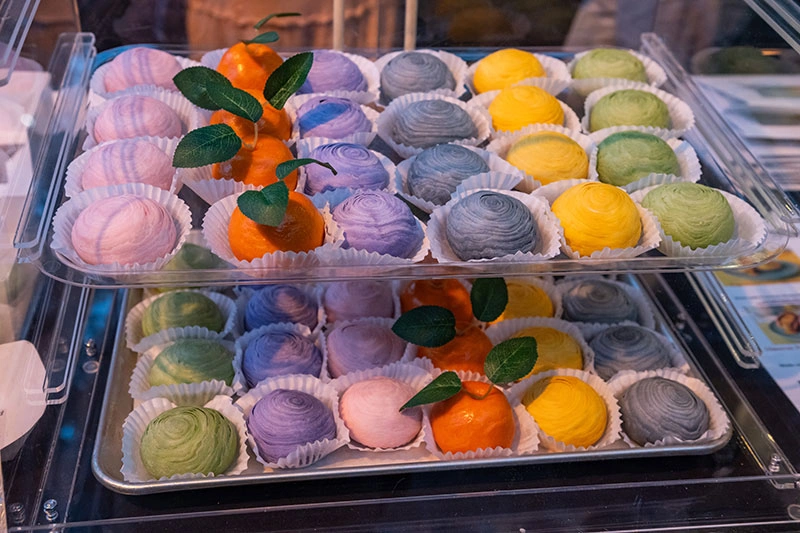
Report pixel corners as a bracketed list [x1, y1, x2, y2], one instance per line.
[445, 191, 538, 260]
[326, 322, 407, 378]
[596, 131, 680, 187]
[591, 325, 673, 380]
[561, 279, 639, 325]
[80, 139, 174, 192]
[572, 48, 648, 82]
[640, 182, 735, 250]
[391, 99, 477, 149]
[488, 85, 564, 132]
[339, 377, 422, 448]
[148, 338, 234, 387]
[589, 89, 671, 132]
[299, 50, 367, 94]
[512, 326, 583, 376]
[296, 96, 372, 139]
[141, 291, 225, 337]
[322, 281, 394, 323]
[70, 194, 176, 266]
[93, 95, 183, 144]
[242, 329, 323, 388]
[473, 49, 546, 94]
[244, 285, 318, 331]
[304, 143, 389, 195]
[522, 375, 607, 448]
[505, 132, 589, 185]
[491, 281, 554, 322]
[380, 51, 455, 103]
[551, 182, 641, 256]
[407, 144, 490, 206]
[103, 47, 182, 93]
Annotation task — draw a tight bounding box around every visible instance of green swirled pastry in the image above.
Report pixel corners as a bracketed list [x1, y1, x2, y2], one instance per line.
[139, 406, 238, 478]
[589, 89, 670, 132]
[573, 49, 648, 82]
[148, 339, 234, 387]
[596, 131, 680, 186]
[141, 292, 225, 337]
[641, 183, 734, 249]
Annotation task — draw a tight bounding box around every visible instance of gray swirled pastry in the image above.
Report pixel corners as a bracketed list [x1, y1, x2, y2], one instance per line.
[332, 190, 424, 258]
[445, 191, 538, 260]
[326, 322, 407, 378]
[247, 389, 337, 462]
[304, 143, 389, 195]
[619, 377, 710, 446]
[391, 100, 478, 149]
[407, 144, 490, 205]
[296, 96, 372, 139]
[590, 325, 672, 380]
[298, 50, 367, 94]
[244, 285, 318, 331]
[380, 52, 456, 103]
[242, 329, 323, 387]
[561, 279, 639, 324]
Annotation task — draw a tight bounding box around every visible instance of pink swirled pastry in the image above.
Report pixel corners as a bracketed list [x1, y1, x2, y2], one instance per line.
[81, 139, 174, 192]
[339, 377, 422, 448]
[103, 47, 182, 93]
[93, 95, 183, 144]
[326, 322, 407, 378]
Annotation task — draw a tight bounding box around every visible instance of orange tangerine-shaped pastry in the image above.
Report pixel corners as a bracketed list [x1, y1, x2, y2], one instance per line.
[212, 135, 298, 190]
[418, 325, 492, 375]
[400, 279, 473, 331]
[216, 42, 284, 92]
[228, 191, 324, 261]
[430, 380, 515, 454]
[210, 90, 291, 141]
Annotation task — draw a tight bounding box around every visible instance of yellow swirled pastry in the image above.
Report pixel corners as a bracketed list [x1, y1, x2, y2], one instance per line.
[473, 49, 546, 94]
[512, 326, 582, 376]
[488, 86, 564, 132]
[551, 182, 641, 256]
[491, 281, 554, 323]
[522, 375, 607, 448]
[506, 132, 589, 185]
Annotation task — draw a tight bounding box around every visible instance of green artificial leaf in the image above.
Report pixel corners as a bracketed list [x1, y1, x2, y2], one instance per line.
[172, 124, 241, 168]
[392, 306, 456, 348]
[173, 66, 231, 110]
[237, 181, 290, 227]
[242, 31, 279, 45]
[394, 194, 430, 224]
[471, 278, 508, 322]
[207, 84, 264, 123]
[276, 158, 337, 180]
[484, 337, 538, 385]
[254, 12, 302, 29]
[400, 371, 462, 411]
[263, 51, 313, 110]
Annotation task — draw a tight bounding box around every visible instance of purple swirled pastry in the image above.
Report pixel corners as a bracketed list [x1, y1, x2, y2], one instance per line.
[322, 281, 395, 323]
[590, 325, 673, 380]
[296, 96, 372, 139]
[407, 144, 489, 205]
[445, 191, 538, 260]
[380, 51, 455, 104]
[81, 139, 174, 192]
[247, 389, 337, 462]
[244, 285, 318, 331]
[93, 95, 183, 144]
[326, 322, 407, 378]
[332, 190, 424, 258]
[561, 279, 639, 325]
[103, 47, 181, 93]
[242, 329, 323, 387]
[298, 50, 367, 94]
[304, 143, 389, 195]
[391, 99, 477, 149]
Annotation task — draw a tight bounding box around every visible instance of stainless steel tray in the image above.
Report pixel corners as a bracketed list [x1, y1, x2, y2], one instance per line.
[91, 274, 734, 495]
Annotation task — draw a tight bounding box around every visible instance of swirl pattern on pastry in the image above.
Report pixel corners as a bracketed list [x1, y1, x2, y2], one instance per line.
[391, 99, 478, 148]
[244, 285, 318, 331]
[148, 339, 234, 386]
[407, 144, 490, 206]
[589, 89, 671, 132]
[493, 281, 554, 321]
[445, 191, 538, 260]
[488, 85, 564, 132]
[326, 322, 407, 378]
[551, 182, 641, 256]
[322, 281, 394, 323]
[93, 95, 183, 143]
[506, 132, 589, 185]
[81, 139, 174, 191]
[641, 182, 735, 250]
[561, 279, 639, 324]
[247, 389, 337, 462]
[619, 377, 710, 445]
[304, 143, 389, 195]
[104, 48, 182, 93]
[590, 325, 672, 380]
[473, 48, 546, 94]
[512, 326, 583, 375]
[299, 50, 367, 94]
[332, 190, 424, 258]
[297, 96, 372, 139]
[141, 292, 224, 337]
[596, 131, 681, 186]
[380, 52, 456, 103]
[139, 406, 238, 478]
[339, 377, 422, 448]
[242, 330, 322, 387]
[572, 49, 648, 82]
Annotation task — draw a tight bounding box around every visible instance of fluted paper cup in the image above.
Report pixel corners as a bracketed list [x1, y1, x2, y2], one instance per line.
[466, 53, 572, 96]
[375, 49, 470, 105]
[568, 49, 668, 97]
[555, 276, 656, 329]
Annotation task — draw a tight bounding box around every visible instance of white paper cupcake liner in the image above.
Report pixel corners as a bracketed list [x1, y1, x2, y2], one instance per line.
[507, 368, 622, 452]
[568, 49, 668, 97]
[555, 276, 656, 330]
[629, 186, 768, 258]
[470, 90, 581, 135]
[51, 183, 192, 277]
[466, 53, 572, 97]
[235, 284, 325, 336]
[374, 49, 470, 105]
[582, 81, 695, 139]
[125, 289, 238, 353]
[428, 189, 562, 264]
[320, 279, 402, 326]
[65, 136, 182, 198]
[376, 93, 492, 159]
[90, 54, 202, 102]
[607, 368, 730, 448]
[285, 93, 379, 146]
[233, 323, 326, 394]
[129, 336, 236, 402]
[83, 85, 208, 151]
[200, 48, 226, 69]
[121, 394, 249, 482]
[329, 360, 433, 452]
[296, 49, 380, 104]
[486, 276, 562, 323]
[234, 374, 349, 469]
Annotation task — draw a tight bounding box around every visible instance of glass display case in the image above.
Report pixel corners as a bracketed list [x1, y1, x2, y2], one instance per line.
[3, 1, 800, 530]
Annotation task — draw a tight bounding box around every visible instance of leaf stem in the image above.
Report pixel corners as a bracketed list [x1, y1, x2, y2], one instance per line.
[243, 122, 259, 151]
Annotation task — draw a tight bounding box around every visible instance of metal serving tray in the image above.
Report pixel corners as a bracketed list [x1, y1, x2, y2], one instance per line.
[91, 274, 733, 495]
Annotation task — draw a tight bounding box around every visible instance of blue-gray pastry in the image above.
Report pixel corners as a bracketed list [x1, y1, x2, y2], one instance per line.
[244, 285, 318, 331]
[304, 143, 389, 195]
[590, 325, 672, 380]
[561, 279, 639, 324]
[391, 99, 478, 149]
[407, 144, 490, 205]
[380, 51, 456, 104]
[242, 329, 323, 387]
